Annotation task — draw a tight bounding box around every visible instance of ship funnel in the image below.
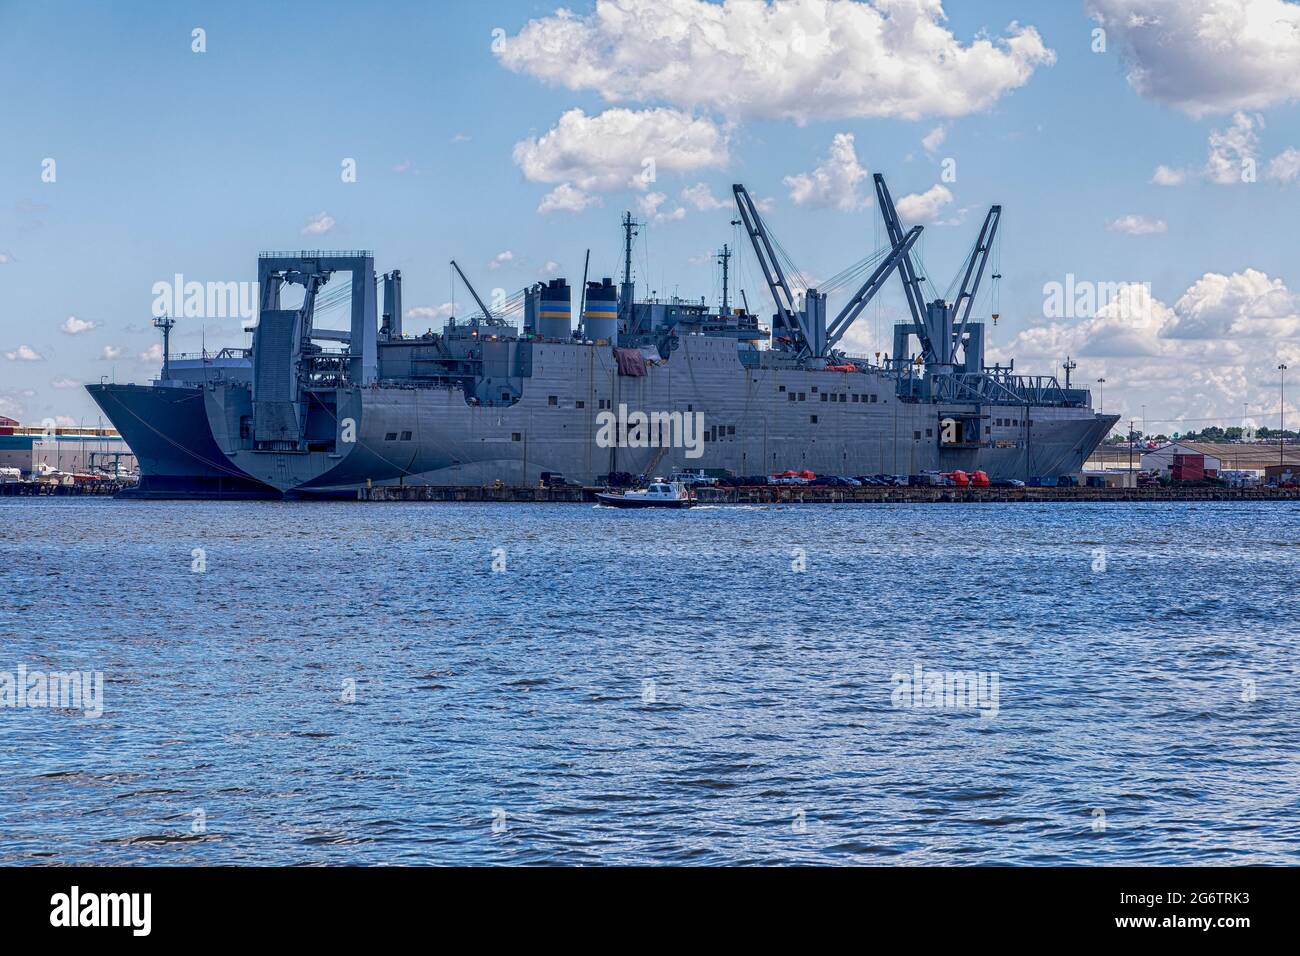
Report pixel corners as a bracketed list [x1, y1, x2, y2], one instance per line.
[583, 278, 618, 343]
[530, 278, 572, 341]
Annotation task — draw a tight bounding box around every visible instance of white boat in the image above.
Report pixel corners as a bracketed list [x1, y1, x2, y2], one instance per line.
[596, 480, 694, 509]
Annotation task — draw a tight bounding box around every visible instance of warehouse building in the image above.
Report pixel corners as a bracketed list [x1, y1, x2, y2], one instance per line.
[0, 424, 137, 477]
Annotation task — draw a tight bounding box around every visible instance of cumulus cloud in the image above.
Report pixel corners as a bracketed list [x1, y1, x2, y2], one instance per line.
[992, 268, 1300, 422]
[1151, 165, 1188, 187]
[496, 0, 1054, 123]
[1205, 111, 1260, 184]
[895, 183, 954, 222]
[1266, 146, 1300, 183]
[1106, 214, 1168, 235]
[921, 125, 947, 154]
[681, 182, 730, 211]
[405, 304, 455, 322]
[1088, 0, 1300, 117]
[50, 377, 81, 389]
[4, 345, 42, 361]
[537, 183, 602, 215]
[99, 345, 122, 360]
[139, 343, 163, 363]
[513, 107, 728, 194]
[783, 133, 870, 211]
[60, 315, 96, 335]
[637, 191, 687, 223]
[0, 252, 14, 264]
[488, 251, 515, 270]
[301, 212, 336, 236]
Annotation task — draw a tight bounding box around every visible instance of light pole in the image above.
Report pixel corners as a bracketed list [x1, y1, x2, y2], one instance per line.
[1280, 363, 1288, 470]
[1097, 377, 1105, 413]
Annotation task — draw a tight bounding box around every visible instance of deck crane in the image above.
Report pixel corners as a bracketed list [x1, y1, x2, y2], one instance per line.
[450, 259, 502, 325]
[873, 173, 1001, 372]
[732, 183, 924, 361]
[732, 184, 810, 354]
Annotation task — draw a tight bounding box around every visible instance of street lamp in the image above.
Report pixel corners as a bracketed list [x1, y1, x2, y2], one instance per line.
[1280, 363, 1288, 470]
[1097, 377, 1105, 413]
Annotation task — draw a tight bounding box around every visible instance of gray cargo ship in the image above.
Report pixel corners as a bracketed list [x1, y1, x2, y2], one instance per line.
[87, 176, 1117, 498]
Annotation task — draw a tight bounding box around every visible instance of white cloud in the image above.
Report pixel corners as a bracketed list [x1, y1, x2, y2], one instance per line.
[1166, 268, 1298, 340]
[539, 260, 561, 275]
[392, 160, 412, 173]
[514, 107, 728, 193]
[1266, 146, 1300, 183]
[451, 133, 471, 143]
[497, 0, 1054, 123]
[993, 268, 1300, 422]
[99, 345, 123, 360]
[783, 133, 869, 210]
[405, 304, 455, 322]
[1151, 165, 1188, 187]
[488, 250, 515, 270]
[4, 345, 42, 361]
[50, 377, 81, 389]
[681, 182, 729, 211]
[537, 183, 602, 215]
[139, 343, 163, 363]
[1088, 0, 1300, 117]
[0, 251, 14, 264]
[60, 315, 96, 335]
[1205, 111, 1260, 185]
[921, 125, 947, 154]
[301, 211, 336, 236]
[1106, 214, 1168, 235]
[636, 191, 687, 223]
[895, 183, 954, 222]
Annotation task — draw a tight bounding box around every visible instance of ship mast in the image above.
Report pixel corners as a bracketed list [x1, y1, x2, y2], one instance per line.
[619, 212, 640, 328]
[717, 243, 732, 314]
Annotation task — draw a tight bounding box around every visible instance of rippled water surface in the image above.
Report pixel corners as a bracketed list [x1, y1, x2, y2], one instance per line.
[1, 498, 1297, 865]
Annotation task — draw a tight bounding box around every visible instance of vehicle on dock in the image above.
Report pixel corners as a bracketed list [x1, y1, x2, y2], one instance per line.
[596, 480, 694, 509]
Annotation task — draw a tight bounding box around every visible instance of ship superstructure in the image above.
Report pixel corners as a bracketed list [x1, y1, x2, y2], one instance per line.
[88, 175, 1117, 498]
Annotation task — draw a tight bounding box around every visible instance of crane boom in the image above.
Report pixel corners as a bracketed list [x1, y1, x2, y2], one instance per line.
[732, 184, 811, 352]
[450, 259, 494, 321]
[951, 205, 1001, 343]
[825, 225, 924, 350]
[872, 174, 934, 360]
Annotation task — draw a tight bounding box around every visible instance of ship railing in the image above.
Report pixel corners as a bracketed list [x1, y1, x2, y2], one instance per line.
[258, 249, 374, 260]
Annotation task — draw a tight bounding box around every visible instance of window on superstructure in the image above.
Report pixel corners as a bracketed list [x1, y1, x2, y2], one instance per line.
[798, 392, 806, 401]
[512, 433, 521, 442]
[779, 385, 786, 392]
[926, 428, 933, 438]
[914, 431, 921, 440]
[401, 431, 412, 441]
[576, 400, 584, 409]
[385, 433, 397, 441]
[788, 393, 796, 402]
[810, 415, 818, 424]
[548, 395, 558, 406]
[821, 393, 828, 402]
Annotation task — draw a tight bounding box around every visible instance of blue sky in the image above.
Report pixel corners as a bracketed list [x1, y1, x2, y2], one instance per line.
[2, 0, 1299, 435]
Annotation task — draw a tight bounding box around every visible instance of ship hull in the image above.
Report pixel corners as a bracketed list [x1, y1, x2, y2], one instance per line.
[89, 337, 1117, 497]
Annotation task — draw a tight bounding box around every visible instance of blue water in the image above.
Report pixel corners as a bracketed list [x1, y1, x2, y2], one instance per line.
[1, 498, 1297, 865]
